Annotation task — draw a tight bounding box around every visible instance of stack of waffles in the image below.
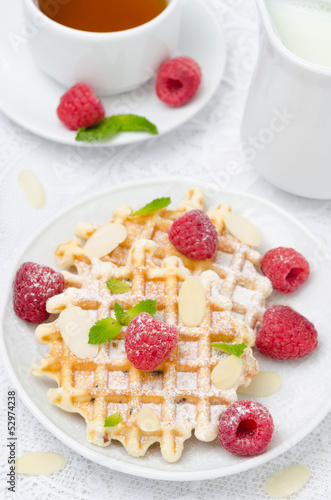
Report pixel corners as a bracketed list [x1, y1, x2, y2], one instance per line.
[31, 188, 272, 463]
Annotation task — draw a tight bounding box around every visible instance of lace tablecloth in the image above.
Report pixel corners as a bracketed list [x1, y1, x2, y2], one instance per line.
[1, 0, 330, 498]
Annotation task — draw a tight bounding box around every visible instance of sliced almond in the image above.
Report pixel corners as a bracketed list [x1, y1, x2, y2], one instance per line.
[83, 223, 127, 259]
[15, 452, 66, 475]
[238, 371, 282, 397]
[18, 170, 46, 209]
[223, 211, 262, 247]
[137, 407, 161, 432]
[263, 465, 311, 498]
[211, 355, 243, 390]
[178, 277, 206, 327]
[58, 306, 98, 359]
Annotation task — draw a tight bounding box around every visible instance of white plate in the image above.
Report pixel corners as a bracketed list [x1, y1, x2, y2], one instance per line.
[0, 0, 225, 147]
[1, 178, 331, 481]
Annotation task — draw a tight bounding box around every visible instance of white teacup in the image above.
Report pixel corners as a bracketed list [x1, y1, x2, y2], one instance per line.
[22, 0, 181, 95]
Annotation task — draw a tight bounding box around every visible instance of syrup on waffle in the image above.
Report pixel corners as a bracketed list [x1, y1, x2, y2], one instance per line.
[31, 189, 272, 462]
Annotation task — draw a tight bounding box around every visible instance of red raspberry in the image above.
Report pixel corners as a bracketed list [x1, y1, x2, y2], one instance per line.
[261, 247, 310, 294]
[13, 262, 65, 324]
[125, 313, 178, 371]
[218, 400, 274, 456]
[156, 56, 202, 107]
[57, 83, 105, 130]
[256, 304, 318, 360]
[168, 210, 218, 260]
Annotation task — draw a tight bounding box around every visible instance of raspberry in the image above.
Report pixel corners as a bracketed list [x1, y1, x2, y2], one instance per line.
[218, 400, 274, 455]
[168, 210, 218, 260]
[156, 56, 202, 107]
[256, 304, 318, 360]
[57, 83, 105, 130]
[13, 262, 65, 324]
[261, 247, 310, 294]
[125, 313, 178, 371]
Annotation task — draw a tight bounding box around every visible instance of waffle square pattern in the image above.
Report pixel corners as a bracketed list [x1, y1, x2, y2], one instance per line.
[31, 189, 272, 463]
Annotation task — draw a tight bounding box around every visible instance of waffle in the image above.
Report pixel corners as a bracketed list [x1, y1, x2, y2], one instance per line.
[31, 189, 272, 463]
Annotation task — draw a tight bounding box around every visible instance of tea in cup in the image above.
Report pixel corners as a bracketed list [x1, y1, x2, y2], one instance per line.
[22, 0, 181, 95]
[37, 0, 168, 33]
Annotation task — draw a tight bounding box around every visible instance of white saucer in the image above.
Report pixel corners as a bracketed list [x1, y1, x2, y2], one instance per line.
[0, 0, 225, 147]
[1, 178, 331, 481]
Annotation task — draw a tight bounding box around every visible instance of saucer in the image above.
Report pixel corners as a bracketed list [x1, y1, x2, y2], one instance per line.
[0, 0, 225, 147]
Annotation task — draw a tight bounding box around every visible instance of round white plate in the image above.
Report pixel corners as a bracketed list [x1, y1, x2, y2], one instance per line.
[1, 178, 331, 481]
[0, 0, 225, 147]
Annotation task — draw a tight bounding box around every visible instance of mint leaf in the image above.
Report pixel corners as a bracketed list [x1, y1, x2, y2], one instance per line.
[76, 115, 158, 143]
[88, 318, 122, 345]
[114, 302, 126, 325]
[122, 299, 157, 325]
[106, 279, 131, 294]
[115, 299, 157, 326]
[210, 342, 247, 358]
[104, 411, 123, 427]
[130, 197, 171, 217]
[116, 115, 158, 135]
[88, 300, 157, 344]
[76, 117, 121, 142]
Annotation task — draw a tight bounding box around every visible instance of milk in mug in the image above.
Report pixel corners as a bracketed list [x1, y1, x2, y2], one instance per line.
[266, 0, 331, 67]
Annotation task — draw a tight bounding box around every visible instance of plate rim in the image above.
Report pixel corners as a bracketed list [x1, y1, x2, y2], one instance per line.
[0, 0, 226, 148]
[1, 176, 331, 481]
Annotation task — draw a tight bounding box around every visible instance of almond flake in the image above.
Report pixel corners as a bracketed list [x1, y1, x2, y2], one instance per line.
[15, 452, 66, 475]
[178, 277, 206, 327]
[223, 211, 262, 247]
[18, 170, 46, 209]
[238, 371, 282, 397]
[58, 306, 98, 359]
[137, 407, 161, 432]
[83, 223, 127, 259]
[263, 465, 311, 498]
[211, 355, 243, 390]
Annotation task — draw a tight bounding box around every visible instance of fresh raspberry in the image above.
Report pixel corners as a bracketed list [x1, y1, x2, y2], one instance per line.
[13, 262, 65, 324]
[156, 56, 202, 107]
[125, 313, 178, 371]
[256, 304, 318, 360]
[218, 400, 274, 456]
[168, 210, 218, 260]
[57, 83, 105, 130]
[261, 247, 310, 294]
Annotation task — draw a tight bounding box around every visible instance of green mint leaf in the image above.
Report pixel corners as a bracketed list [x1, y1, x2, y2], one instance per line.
[104, 411, 123, 427]
[116, 115, 158, 135]
[122, 299, 157, 326]
[76, 117, 122, 143]
[114, 299, 157, 326]
[88, 318, 122, 345]
[76, 115, 158, 143]
[210, 342, 247, 358]
[130, 197, 171, 217]
[106, 279, 131, 294]
[114, 302, 126, 325]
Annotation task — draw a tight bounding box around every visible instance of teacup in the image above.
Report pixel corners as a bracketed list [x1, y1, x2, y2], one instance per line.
[22, 0, 181, 95]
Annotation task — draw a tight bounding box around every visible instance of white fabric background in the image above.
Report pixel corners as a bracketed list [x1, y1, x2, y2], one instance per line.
[1, 0, 331, 498]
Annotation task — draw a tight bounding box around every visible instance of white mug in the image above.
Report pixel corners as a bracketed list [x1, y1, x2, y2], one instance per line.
[241, 0, 331, 200]
[22, 0, 181, 96]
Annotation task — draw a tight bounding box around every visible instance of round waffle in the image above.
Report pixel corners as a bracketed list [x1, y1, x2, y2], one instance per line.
[31, 189, 272, 463]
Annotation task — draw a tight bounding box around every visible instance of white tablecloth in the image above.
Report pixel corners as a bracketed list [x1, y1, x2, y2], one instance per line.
[1, 0, 330, 498]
